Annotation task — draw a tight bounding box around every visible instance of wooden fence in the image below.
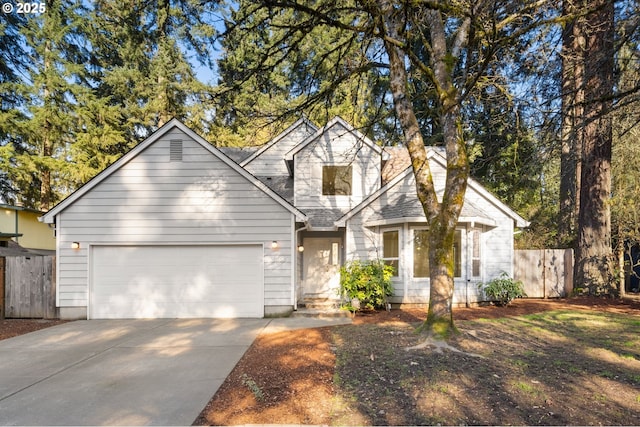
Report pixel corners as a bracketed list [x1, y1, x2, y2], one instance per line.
[514, 249, 573, 298]
[1, 256, 57, 319]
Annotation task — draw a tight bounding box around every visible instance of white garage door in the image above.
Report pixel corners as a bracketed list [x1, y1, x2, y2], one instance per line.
[90, 245, 263, 319]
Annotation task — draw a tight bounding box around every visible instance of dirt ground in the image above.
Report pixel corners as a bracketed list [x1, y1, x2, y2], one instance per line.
[0, 318, 68, 341]
[194, 297, 640, 426]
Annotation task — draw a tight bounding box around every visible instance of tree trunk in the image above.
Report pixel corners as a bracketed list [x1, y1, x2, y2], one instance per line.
[559, 0, 585, 246]
[380, 4, 468, 337]
[574, 0, 614, 295]
[40, 38, 52, 211]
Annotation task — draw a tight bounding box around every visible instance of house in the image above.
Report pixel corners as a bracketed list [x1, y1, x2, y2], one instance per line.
[0, 204, 55, 253]
[41, 117, 528, 319]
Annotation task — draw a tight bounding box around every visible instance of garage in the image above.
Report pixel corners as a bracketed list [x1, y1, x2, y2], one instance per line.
[90, 244, 264, 319]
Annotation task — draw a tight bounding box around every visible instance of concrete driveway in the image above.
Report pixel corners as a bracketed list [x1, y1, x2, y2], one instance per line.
[0, 316, 351, 426]
[0, 318, 271, 426]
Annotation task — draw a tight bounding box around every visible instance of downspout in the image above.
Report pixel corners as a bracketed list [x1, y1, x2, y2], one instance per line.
[293, 224, 308, 311]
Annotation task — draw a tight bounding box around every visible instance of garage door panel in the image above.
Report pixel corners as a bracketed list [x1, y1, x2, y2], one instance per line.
[91, 245, 263, 319]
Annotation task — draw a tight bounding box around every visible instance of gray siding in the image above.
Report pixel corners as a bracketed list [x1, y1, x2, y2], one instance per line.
[345, 157, 516, 306]
[56, 128, 294, 311]
[293, 122, 382, 210]
[243, 121, 315, 176]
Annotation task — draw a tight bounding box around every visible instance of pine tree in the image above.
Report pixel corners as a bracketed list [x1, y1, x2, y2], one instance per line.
[0, 0, 86, 209]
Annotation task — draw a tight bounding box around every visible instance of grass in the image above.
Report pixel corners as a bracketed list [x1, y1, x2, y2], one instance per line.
[330, 309, 640, 425]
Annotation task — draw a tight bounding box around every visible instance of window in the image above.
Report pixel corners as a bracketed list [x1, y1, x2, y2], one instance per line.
[471, 229, 481, 277]
[453, 230, 462, 278]
[413, 229, 462, 278]
[413, 230, 430, 278]
[322, 166, 352, 195]
[382, 230, 399, 277]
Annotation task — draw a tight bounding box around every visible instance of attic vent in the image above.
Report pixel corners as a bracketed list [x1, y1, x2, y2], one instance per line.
[169, 140, 183, 161]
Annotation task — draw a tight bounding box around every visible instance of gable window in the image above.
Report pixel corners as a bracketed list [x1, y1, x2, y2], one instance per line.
[382, 230, 399, 277]
[322, 165, 352, 196]
[413, 229, 462, 278]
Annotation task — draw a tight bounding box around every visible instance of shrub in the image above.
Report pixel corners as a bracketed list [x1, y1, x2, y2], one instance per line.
[478, 272, 527, 306]
[339, 260, 394, 311]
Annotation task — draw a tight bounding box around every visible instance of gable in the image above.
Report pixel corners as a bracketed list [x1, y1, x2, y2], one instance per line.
[41, 119, 306, 223]
[288, 117, 384, 211]
[241, 117, 318, 176]
[285, 116, 385, 161]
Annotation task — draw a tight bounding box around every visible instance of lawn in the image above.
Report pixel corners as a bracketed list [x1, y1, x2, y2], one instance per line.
[196, 299, 640, 425]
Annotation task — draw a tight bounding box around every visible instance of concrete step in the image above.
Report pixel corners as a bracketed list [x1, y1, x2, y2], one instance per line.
[291, 307, 353, 319]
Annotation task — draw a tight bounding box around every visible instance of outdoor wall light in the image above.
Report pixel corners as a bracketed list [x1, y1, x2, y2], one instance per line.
[71, 242, 80, 249]
[297, 245, 304, 252]
[271, 241, 278, 249]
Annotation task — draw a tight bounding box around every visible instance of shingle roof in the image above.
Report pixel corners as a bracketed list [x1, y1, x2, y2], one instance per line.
[381, 146, 411, 184]
[304, 208, 347, 230]
[366, 193, 492, 224]
[217, 146, 259, 164]
[256, 176, 294, 204]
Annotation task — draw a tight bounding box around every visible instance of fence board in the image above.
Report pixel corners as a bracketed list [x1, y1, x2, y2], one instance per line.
[514, 249, 573, 298]
[4, 256, 56, 318]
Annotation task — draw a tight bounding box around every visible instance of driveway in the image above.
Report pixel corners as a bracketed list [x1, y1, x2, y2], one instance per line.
[0, 316, 351, 426]
[0, 318, 271, 426]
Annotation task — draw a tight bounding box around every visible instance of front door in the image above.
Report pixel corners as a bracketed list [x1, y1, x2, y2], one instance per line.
[302, 237, 342, 299]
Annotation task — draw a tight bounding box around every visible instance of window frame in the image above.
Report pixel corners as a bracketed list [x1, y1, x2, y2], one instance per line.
[471, 228, 482, 278]
[381, 228, 401, 278]
[322, 165, 353, 196]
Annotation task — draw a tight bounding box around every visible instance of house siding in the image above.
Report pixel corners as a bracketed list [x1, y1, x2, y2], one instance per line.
[243, 121, 316, 176]
[293, 122, 382, 210]
[55, 128, 295, 316]
[345, 159, 517, 306]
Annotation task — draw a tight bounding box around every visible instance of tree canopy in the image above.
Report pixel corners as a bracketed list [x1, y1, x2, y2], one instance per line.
[0, 0, 639, 312]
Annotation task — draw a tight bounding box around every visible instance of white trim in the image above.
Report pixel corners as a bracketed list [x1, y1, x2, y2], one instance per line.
[364, 216, 497, 228]
[240, 117, 319, 167]
[336, 148, 529, 228]
[284, 116, 386, 161]
[380, 226, 402, 279]
[290, 216, 296, 307]
[55, 215, 61, 308]
[41, 119, 308, 224]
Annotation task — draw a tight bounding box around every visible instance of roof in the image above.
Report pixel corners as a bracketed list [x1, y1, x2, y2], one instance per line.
[217, 146, 259, 164]
[337, 148, 530, 228]
[0, 204, 45, 214]
[303, 208, 348, 231]
[284, 116, 387, 161]
[240, 117, 318, 167]
[381, 146, 411, 184]
[0, 240, 54, 257]
[362, 193, 496, 227]
[256, 176, 294, 204]
[40, 119, 308, 224]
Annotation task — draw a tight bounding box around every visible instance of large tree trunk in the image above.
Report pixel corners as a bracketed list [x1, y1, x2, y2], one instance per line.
[574, 0, 615, 294]
[381, 4, 469, 336]
[559, 0, 585, 246]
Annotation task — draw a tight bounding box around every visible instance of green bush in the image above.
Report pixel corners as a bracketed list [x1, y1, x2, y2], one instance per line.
[478, 272, 527, 306]
[339, 260, 394, 311]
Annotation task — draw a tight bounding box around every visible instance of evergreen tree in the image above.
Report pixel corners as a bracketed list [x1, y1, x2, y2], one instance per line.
[87, 0, 217, 141]
[214, 0, 393, 146]
[0, 0, 86, 209]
